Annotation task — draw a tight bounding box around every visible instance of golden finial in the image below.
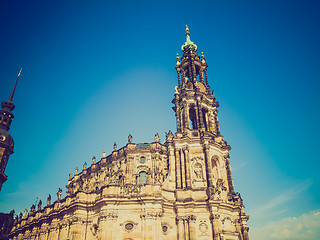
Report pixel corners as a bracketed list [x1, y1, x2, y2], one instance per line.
[17, 68, 22, 78]
[186, 25, 189, 33]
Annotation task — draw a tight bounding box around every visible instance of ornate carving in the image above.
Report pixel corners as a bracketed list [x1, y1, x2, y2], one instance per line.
[121, 185, 141, 196]
[210, 214, 220, 221]
[199, 222, 208, 235]
[141, 211, 162, 220]
[90, 224, 98, 236]
[199, 219, 209, 236]
[193, 162, 203, 179]
[98, 212, 118, 221]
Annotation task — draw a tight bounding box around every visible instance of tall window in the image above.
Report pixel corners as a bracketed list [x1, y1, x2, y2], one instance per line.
[139, 171, 147, 185]
[202, 108, 208, 130]
[189, 106, 197, 129]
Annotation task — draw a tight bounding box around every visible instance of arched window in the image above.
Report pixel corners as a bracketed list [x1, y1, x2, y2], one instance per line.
[139, 171, 147, 185]
[189, 106, 197, 129]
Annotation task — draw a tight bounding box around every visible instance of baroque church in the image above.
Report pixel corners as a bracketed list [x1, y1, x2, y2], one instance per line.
[1, 27, 250, 240]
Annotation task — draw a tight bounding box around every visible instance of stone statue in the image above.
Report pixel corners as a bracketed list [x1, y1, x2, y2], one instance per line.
[102, 150, 106, 158]
[83, 162, 87, 170]
[38, 200, 42, 211]
[166, 130, 174, 141]
[30, 204, 36, 215]
[113, 143, 117, 151]
[23, 208, 28, 219]
[19, 212, 22, 221]
[92, 156, 96, 164]
[57, 188, 62, 201]
[154, 133, 160, 143]
[69, 173, 72, 180]
[194, 163, 203, 179]
[175, 86, 179, 94]
[47, 194, 51, 206]
[75, 167, 79, 175]
[128, 134, 132, 143]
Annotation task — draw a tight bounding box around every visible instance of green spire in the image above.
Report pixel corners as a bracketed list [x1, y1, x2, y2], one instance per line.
[181, 25, 197, 52]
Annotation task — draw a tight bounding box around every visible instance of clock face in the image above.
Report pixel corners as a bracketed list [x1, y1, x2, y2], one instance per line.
[0, 134, 6, 142]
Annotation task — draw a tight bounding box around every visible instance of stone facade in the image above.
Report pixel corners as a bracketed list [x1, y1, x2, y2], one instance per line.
[9, 27, 250, 240]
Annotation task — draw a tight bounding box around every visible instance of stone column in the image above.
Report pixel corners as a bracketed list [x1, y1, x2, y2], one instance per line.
[176, 106, 182, 132]
[242, 227, 249, 240]
[183, 147, 191, 189]
[184, 217, 190, 240]
[98, 216, 108, 240]
[191, 60, 196, 81]
[184, 103, 190, 130]
[210, 214, 220, 240]
[189, 215, 197, 239]
[140, 214, 146, 240]
[175, 149, 181, 189]
[225, 155, 234, 193]
[153, 211, 162, 240]
[198, 101, 204, 129]
[99, 212, 118, 240]
[177, 217, 185, 240]
[145, 212, 153, 240]
[58, 222, 68, 240]
[167, 144, 176, 187]
[194, 104, 200, 130]
[200, 69, 205, 84]
[180, 149, 186, 189]
[214, 114, 220, 135]
[204, 145, 213, 188]
[204, 69, 208, 86]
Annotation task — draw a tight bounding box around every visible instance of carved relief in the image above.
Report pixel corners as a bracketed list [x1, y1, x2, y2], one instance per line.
[199, 219, 209, 236]
[191, 157, 206, 187]
[90, 224, 98, 236]
[222, 217, 236, 232]
[194, 162, 203, 179]
[120, 185, 141, 196]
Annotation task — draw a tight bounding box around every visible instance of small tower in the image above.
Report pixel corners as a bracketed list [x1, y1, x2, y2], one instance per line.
[170, 27, 250, 239]
[0, 69, 21, 191]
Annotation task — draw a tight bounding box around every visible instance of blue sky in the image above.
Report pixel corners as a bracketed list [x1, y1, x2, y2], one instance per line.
[0, 0, 320, 239]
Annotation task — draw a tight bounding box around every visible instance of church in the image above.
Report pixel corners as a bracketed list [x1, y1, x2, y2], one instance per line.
[2, 27, 250, 240]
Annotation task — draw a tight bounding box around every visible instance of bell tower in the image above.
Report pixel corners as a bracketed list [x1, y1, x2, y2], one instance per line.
[167, 27, 250, 239]
[173, 26, 221, 137]
[0, 69, 21, 191]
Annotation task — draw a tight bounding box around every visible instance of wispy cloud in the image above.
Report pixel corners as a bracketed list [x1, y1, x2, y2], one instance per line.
[231, 161, 248, 172]
[252, 180, 312, 218]
[250, 209, 320, 240]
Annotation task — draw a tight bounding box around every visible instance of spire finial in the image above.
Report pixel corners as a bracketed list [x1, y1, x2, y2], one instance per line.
[181, 26, 197, 52]
[185, 25, 189, 34]
[8, 68, 22, 102]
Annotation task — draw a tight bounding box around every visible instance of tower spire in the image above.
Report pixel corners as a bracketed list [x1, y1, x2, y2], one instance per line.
[0, 70, 20, 191]
[181, 25, 197, 52]
[8, 68, 22, 102]
[173, 27, 220, 136]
